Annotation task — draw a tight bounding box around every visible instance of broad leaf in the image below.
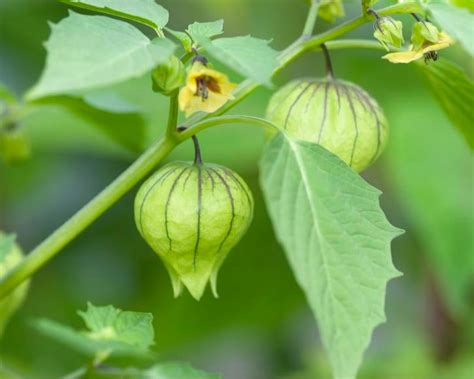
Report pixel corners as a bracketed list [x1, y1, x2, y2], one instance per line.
[419, 59, 474, 149]
[187, 20, 224, 40]
[27, 12, 176, 100]
[427, 1, 474, 55]
[259, 134, 402, 379]
[144, 362, 222, 379]
[197, 36, 278, 85]
[30, 94, 146, 152]
[34, 303, 155, 359]
[384, 90, 474, 318]
[0, 234, 15, 263]
[61, 0, 169, 34]
[78, 302, 154, 350]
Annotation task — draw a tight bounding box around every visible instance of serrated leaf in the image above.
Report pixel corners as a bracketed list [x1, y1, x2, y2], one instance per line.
[259, 134, 402, 379]
[419, 59, 474, 149]
[27, 12, 176, 100]
[30, 94, 147, 152]
[143, 362, 222, 379]
[427, 1, 474, 55]
[33, 319, 153, 359]
[78, 303, 154, 350]
[197, 36, 278, 85]
[0, 234, 15, 263]
[187, 20, 224, 40]
[61, 0, 169, 34]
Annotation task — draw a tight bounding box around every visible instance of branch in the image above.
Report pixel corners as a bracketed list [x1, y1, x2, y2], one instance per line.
[0, 2, 420, 300]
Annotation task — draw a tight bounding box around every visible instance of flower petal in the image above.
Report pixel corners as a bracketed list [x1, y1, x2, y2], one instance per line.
[382, 50, 424, 64]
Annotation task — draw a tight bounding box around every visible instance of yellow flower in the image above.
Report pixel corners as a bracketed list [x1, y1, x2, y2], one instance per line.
[383, 32, 454, 64]
[178, 62, 237, 117]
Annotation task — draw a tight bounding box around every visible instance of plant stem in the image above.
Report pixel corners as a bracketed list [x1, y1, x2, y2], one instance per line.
[302, 0, 320, 37]
[0, 2, 421, 300]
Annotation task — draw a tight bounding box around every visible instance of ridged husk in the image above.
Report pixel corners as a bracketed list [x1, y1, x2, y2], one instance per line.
[266, 78, 389, 172]
[134, 162, 254, 300]
[0, 234, 30, 338]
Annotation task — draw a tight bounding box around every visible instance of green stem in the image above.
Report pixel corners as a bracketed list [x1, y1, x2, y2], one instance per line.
[0, 2, 420, 300]
[302, 0, 320, 37]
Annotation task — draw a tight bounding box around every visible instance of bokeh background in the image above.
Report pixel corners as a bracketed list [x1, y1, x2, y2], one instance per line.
[0, 1, 473, 378]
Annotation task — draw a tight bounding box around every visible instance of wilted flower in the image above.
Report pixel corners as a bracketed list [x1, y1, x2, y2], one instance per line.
[373, 17, 404, 51]
[383, 21, 454, 64]
[178, 61, 236, 117]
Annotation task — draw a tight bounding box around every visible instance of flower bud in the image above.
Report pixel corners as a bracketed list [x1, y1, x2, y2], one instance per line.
[411, 21, 440, 50]
[0, 233, 30, 338]
[318, 0, 345, 23]
[135, 161, 254, 300]
[151, 55, 186, 96]
[0, 127, 31, 165]
[266, 79, 389, 172]
[373, 17, 404, 51]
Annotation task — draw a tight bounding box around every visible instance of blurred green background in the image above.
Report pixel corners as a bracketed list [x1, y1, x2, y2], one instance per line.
[0, 1, 473, 378]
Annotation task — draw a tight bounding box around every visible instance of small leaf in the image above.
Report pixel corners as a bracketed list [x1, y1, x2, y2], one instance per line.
[27, 12, 176, 100]
[0, 234, 16, 263]
[197, 36, 278, 85]
[187, 20, 224, 40]
[144, 362, 222, 379]
[428, 1, 474, 55]
[78, 302, 154, 350]
[34, 303, 155, 359]
[259, 134, 402, 379]
[418, 59, 474, 149]
[30, 94, 147, 152]
[33, 319, 153, 359]
[61, 0, 169, 34]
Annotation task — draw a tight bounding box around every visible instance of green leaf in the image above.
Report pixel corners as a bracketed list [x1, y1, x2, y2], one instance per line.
[187, 20, 224, 40]
[427, 1, 474, 55]
[33, 319, 153, 359]
[259, 134, 402, 379]
[34, 303, 155, 359]
[197, 36, 278, 85]
[61, 0, 169, 35]
[418, 59, 474, 149]
[0, 234, 16, 263]
[143, 362, 222, 379]
[30, 94, 147, 152]
[384, 90, 474, 318]
[78, 302, 154, 350]
[27, 12, 176, 100]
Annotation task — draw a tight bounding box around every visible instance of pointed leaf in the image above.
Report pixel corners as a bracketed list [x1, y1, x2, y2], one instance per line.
[27, 12, 176, 100]
[78, 303, 154, 350]
[197, 36, 278, 85]
[187, 20, 224, 40]
[61, 0, 169, 34]
[418, 59, 474, 149]
[259, 134, 402, 379]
